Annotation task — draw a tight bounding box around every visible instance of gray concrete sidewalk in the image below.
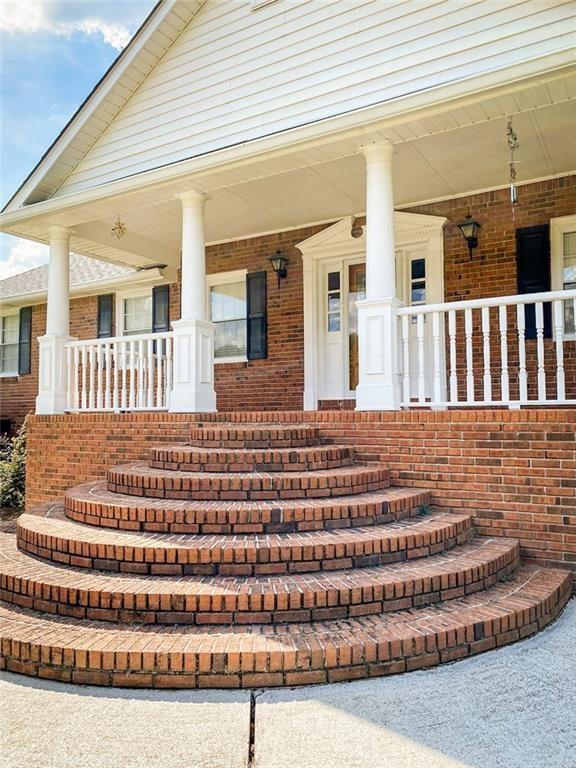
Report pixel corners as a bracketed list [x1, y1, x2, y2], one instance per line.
[1, 600, 575, 768]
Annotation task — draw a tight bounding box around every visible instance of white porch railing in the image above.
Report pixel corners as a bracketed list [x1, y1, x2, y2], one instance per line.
[64, 332, 173, 412]
[398, 289, 576, 408]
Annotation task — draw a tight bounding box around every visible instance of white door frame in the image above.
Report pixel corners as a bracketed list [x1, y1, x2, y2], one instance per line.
[297, 213, 447, 409]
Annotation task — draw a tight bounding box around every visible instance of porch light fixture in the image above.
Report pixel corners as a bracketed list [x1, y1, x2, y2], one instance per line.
[457, 214, 481, 259]
[269, 249, 288, 288]
[111, 216, 127, 240]
[350, 218, 364, 238]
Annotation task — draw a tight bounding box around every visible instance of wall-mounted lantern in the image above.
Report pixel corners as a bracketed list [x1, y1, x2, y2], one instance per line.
[269, 250, 289, 288]
[457, 214, 481, 259]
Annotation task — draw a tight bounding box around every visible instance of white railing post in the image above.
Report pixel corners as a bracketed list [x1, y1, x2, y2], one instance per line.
[516, 304, 528, 402]
[464, 307, 475, 403]
[448, 310, 458, 403]
[553, 299, 566, 401]
[499, 305, 510, 403]
[481, 306, 492, 403]
[535, 302, 546, 401]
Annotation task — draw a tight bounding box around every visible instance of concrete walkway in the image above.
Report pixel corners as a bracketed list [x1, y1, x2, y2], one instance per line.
[1, 600, 575, 768]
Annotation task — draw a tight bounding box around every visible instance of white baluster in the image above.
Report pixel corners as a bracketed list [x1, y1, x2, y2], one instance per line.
[137, 339, 145, 408]
[481, 306, 492, 403]
[165, 336, 173, 409]
[432, 311, 442, 405]
[535, 301, 546, 401]
[73, 346, 80, 411]
[96, 344, 103, 410]
[65, 346, 72, 411]
[499, 305, 510, 403]
[88, 345, 96, 410]
[401, 315, 410, 405]
[112, 341, 119, 411]
[104, 343, 111, 410]
[121, 340, 128, 410]
[464, 308, 474, 403]
[516, 304, 528, 402]
[129, 340, 136, 409]
[147, 338, 154, 408]
[553, 299, 565, 401]
[417, 313, 425, 403]
[81, 346, 87, 410]
[156, 338, 163, 408]
[448, 310, 457, 403]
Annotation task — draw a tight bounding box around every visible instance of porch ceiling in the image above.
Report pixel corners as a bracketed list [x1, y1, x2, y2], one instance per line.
[1, 67, 574, 268]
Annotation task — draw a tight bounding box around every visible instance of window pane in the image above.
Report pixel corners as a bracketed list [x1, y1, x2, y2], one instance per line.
[210, 282, 246, 322]
[0, 343, 18, 373]
[328, 313, 340, 332]
[328, 272, 340, 291]
[124, 296, 152, 335]
[214, 319, 247, 358]
[2, 315, 18, 344]
[411, 258, 426, 280]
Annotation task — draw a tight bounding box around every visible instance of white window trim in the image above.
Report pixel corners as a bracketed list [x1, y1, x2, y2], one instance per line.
[0, 311, 20, 378]
[551, 214, 576, 340]
[206, 269, 248, 364]
[115, 286, 154, 337]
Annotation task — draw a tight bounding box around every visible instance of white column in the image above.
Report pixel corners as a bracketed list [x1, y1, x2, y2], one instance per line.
[169, 191, 217, 412]
[36, 226, 75, 414]
[355, 141, 402, 411]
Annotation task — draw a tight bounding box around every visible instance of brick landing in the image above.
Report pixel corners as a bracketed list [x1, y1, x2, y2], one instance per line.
[0, 421, 572, 688]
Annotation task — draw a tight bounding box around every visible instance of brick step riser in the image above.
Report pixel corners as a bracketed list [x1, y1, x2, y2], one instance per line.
[188, 425, 322, 449]
[15, 527, 473, 576]
[0, 553, 520, 626]
[63, 494, 430, 535]
[0, 574, 570, 688]
[148, 457, 354, 474]
[106, 469, 390, 501]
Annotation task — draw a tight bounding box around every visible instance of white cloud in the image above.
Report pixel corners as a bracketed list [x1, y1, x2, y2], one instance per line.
[0, 238, 48, 280]
[0, 1, 134, 50]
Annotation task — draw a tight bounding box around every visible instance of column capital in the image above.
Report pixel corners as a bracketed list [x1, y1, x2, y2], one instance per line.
[48, 225, 72, 242]
[362, 141, 395, 164]
[176, 190, 209, 208]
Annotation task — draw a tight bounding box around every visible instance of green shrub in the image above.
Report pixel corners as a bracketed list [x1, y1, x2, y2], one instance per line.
[0, 423, 26, 510]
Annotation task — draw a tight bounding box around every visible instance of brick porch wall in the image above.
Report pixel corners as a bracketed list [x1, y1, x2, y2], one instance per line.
[25, 409, 575, 586]
[2, 175, 575, 425]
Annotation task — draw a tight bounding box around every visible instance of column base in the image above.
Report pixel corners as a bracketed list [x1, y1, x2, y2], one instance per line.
[35, 334, 74, 415]
[355, 297, 402, 412]
[169, 319, 217, 413]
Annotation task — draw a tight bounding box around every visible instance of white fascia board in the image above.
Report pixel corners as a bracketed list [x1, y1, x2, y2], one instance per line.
[0, 267, 172, 310]
[1, 52, 574, 233]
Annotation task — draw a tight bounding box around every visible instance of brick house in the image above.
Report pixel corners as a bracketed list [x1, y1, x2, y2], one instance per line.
[0, 0, 574, 688]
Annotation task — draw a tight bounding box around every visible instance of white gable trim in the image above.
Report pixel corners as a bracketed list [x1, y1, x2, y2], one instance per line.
[3, 0, 204, 213]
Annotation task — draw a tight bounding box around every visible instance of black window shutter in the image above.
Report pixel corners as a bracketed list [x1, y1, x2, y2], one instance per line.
[97, 294, 114, 338]
[247, 271, 267, 360]
[152, 285, 170, 333]
[516, 225, 551, 340]
[18, 306, 32, 376]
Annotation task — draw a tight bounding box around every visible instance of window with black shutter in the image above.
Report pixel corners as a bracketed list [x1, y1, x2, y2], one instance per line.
[516, 225, 551, 339]
[152, 285, 170, 333]
[97, 294, 114, 338]
[246, 270, 267, 360]
[18, 306, 32, 376]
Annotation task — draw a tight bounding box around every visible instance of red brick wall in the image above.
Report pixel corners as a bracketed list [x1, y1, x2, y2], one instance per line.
[25, 409, 576, 585]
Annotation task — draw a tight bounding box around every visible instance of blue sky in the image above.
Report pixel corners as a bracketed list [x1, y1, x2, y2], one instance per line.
[0, 1, 155, 279]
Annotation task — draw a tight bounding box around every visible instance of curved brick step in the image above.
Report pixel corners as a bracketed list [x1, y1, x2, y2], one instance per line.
[0, 566, 570, 688]
[189, 423, 321, 448]
[16, 506, 473, 576]
[149, 444, 354, 473]
[64, 482, 430, 534]
[107, 462, 390, 501]
[0, 535, 520, 625]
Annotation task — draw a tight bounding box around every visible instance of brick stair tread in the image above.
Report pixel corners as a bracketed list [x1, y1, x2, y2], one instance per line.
[0, 535, 520, 623]
[17, 506, 472, 575]
[64, 482, 430, 533]
[0, 566, 570, 687]
[149, 444, 353, 472]
[106, 462, 389, 500]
